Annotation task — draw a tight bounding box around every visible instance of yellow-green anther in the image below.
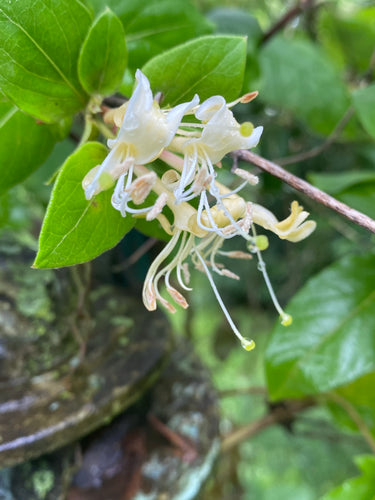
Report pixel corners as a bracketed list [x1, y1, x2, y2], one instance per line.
[256, 235, 269, 251]
[241, 338, 256, 351]
[240, 121, 254, 137]
[281, 313, 293, 326]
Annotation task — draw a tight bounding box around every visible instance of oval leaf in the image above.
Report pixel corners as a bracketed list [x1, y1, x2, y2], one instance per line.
[0, 103, 56, 195]
[33, 142, 134, 268]
[78, 8, 127, 96]
[89, 0, 213, 69]
[352, 84, 375, 139]
[142, 35, 247, 105]
[0, 0, 92, 123]
[265, 254, 375, 400]
[259, 37, 351, 136]
[320, 455, 375, 500]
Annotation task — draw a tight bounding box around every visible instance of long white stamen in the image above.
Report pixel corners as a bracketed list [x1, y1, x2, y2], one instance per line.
[194, 249, 255, 350]
[251, 225, 292, 326]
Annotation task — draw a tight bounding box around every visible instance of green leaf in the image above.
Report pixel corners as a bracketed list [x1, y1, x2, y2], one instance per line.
[338, 182, 375, 220]
[259, 37, 351, 135]
[320, 455, 375, 500]
[142, 35, 247, 105]
[0, 102, 56, 195]
[0, 0, 92, 123]
[308, 171, 375, 195]
[208, 8, 262, 54]
[265, 254, 375, 400]
[88, 0, 213, 69]
[308, 171, 375, 219]
[327, 372, 375, 436]
[353, 84, 375, 139]
[78, 8, 127, 96]
[318, 7, 375, 75]
[34, 142, 134, 268]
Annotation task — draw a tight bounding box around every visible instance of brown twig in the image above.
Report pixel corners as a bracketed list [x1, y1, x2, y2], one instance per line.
[261, 2, 303, 45]
[219, 386, 267, 398]
[234, 150, 375, 234]
[112, 237, 158, 272]
[261, 0, 324, 45]
[221, 399, 313, 452]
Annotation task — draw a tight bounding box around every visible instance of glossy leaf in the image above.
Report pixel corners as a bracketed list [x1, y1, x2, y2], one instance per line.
[78, 8, 127, 96]
[88, 0, 213, 68]
[259, 37, 351, 135]
[265, 254, 375, 400]
[309, 171, 375, 219]
[352, 84, 375, 139]
[338, 182, 375, 220]
[142, 36, 247, 105]
[34, 142, 134, 268]
[0, 0, 92, 123]
[320, 455, 375, 500]
[308, 171, 375, 195]
[208, 8, 262, 54]
[318, 7, 375, 74]
[0, 102, 56, 195]
[327, 372, 375, 436]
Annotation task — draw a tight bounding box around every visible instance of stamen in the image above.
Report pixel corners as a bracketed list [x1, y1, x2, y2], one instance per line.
[233, 167, 259, 186]
[194, 249, 255, 350]
[167, 286, 189, 309]
[221, 269, 240, 280]
[147, 192, 168, 221]
[126, 171, 156, 204]
[251, 225, 293, 327]
[218, 250, 252, 260]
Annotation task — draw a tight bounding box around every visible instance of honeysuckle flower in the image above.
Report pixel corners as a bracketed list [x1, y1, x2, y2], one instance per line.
[83, 69, 199, 200]
[168, 94, 263, 205]
[82, 69, 317, 350]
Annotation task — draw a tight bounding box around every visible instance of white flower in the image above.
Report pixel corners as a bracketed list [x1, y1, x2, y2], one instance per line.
[83, 70, 199, 200]
[81, 70, 317, 349]
[169, 95, 263, 205]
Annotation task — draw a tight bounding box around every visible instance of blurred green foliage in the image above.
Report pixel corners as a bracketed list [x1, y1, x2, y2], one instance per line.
[0, 0, 375, 498]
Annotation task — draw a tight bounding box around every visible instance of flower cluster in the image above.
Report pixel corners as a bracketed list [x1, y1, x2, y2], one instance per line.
[83, 70, 316, 350]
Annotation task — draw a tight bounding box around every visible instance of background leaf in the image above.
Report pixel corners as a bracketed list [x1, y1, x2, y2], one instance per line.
[88, 0, 213, 69]
[265, 254, 375, 400]
[320, 455, 375, 500]
[309, 171, 375, 219]
[142, 35, 247, 105]
[208, 8, 262, 55]
[259, 37, 351, 135]
[318, 7, 375, 75]
[34, 142, 134, 268]
[0, 102, 56, 195]
[308, 171, 375, 195]
[0, 0, 92, 123]
[352, 84, 375, 139]
[78, 8, 127, 96]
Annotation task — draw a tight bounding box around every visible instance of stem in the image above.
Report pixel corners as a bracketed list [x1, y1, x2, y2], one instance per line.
[327, 393, 375, 454]
[275, 107, 355, 166]
[234, 150, 375, 234]
[219, 386, 267, 398]
[78, 115, 93, 148]
[221, 399, 313, 452]
[261, 2, 303, 45]
[260, 0, 324, 45]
